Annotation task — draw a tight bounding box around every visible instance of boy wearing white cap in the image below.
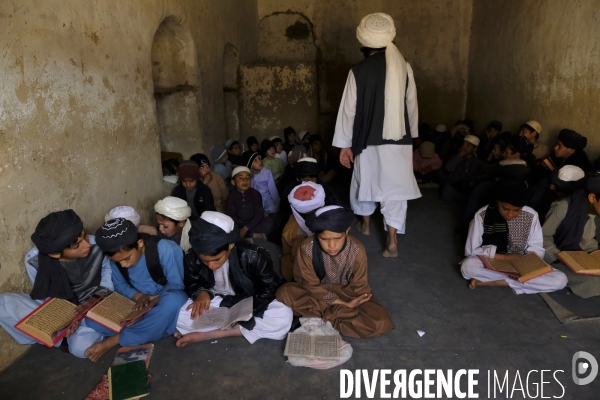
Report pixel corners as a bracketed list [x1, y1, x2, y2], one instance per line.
[441, 135, 482, 202]
[519, 120, 550, 160]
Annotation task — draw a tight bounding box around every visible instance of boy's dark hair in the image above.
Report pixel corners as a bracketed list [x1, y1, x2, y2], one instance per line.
[506, 135, 533, 158]
[297, 173, 318, 180]
[162, 158, 180, 176]
[271, 137, 283, 144]
[360, 46, 386, 58]
[104, 238, 140, 257]
[200, 242, 231, 257]
[309, 134, 322, 145]
[227, 140, 239, 151]
[488, 121, 503, 132]
[283, 126, 296, 140]
[156, 212, 182, 224]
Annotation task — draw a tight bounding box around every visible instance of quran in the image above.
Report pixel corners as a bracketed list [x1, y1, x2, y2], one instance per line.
[284, 333, 340, 360]
[191, 296, 253, 330]
[86, 292, 159, 333]
[557, 250, 600, 276]
[478, 253, 552, 283]
[14, 295, 104, 347]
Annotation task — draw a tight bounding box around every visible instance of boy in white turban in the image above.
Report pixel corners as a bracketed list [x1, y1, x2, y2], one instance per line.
[154, 196, 193, 252]
[332, 13, 421, 258]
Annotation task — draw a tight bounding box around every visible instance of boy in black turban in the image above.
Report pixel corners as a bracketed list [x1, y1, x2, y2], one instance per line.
[276, 206, 393, 338]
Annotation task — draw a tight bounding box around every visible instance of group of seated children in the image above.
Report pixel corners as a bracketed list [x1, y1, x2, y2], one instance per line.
[0, 132, 385, 362]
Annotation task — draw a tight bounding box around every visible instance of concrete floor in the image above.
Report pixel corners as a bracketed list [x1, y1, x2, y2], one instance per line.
[1, 188, 599, 399]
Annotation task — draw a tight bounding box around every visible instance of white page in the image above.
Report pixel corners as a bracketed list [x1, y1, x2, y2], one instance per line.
[191, 307, 228, 330]
[314, 335, 339, 359]
[224, 297, 253, 327]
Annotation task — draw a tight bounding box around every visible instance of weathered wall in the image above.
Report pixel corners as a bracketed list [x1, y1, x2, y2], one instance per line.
[240, 62, 319, 139]
[258, 0, 474, 140]
[466, 0, 600, 157]
[0, 0, 257, 370]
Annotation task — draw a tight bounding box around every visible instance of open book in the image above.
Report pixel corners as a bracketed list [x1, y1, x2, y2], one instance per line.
[86, 292, 159, 333]
[284, 333, 340, 360]
[15, 294, 105, 348]
[477, 252, 552, 283]
[191, 296, 253, 330]
[557, 250, 600, 276]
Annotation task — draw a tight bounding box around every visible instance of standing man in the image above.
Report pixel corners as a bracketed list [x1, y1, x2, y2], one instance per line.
[333, 13, 421, 257]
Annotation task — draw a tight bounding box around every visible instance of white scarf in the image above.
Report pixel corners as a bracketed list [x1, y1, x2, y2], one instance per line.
[288, 182, 326, 236]
[154, 196, 193, 252]
[356, 13, 408, 141]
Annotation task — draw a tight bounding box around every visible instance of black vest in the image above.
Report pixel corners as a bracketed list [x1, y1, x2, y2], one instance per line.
[351, 52, 412, 157]
[116, 234, 168, 287]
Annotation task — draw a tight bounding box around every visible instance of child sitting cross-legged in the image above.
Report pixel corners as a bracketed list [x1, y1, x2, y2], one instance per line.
[226, 166, 274, 239]
[84, 219, 188, 361]
[174, 211, 292, 346]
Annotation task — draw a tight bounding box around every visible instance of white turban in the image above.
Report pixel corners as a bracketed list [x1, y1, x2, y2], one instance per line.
[200, 211, 235, 234]
[356, 13, 408, 141]
[154, 196, 193, 252]
[105, 206, 141, 227]
[288, 182, 326, 236]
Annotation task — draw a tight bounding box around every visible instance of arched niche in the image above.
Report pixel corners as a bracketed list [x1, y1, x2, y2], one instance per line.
[223, 43, 240, 141]
[151, 16, 201, 155]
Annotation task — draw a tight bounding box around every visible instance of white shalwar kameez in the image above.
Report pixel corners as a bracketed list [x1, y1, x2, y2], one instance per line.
[332, 65, 421, 233]
[460, 205, 568, 294]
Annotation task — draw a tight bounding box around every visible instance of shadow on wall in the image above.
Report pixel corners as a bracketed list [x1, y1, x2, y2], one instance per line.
[151, 16, 201, 157]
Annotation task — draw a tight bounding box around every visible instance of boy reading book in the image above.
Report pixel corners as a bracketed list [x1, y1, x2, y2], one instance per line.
[175, 212, 292, 346]
[281, 182, 326, 281]
[461, 181, 567, 294]
[84, 218, 187, 362]
[276, 206, 393, 338]
[0, 210, 113, 358]
[542, 174, 600, 298]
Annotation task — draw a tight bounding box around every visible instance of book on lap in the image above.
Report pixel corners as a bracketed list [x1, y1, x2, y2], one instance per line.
[477, 253, 553, 283]
[557, 250, 600, 276]
[86, 292, 159, 333]
[191, 296, 253, 330]
[14, 294, 106, 348]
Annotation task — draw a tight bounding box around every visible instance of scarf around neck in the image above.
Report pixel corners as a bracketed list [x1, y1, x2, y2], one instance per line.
[481, 203, 509, 254]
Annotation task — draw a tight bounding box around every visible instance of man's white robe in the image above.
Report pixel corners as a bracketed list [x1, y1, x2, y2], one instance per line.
[332, 63, 421, 233]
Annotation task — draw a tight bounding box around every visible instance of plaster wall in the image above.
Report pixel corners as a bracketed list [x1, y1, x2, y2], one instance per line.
[258, 0, 474, 135]
[0, 0, 257, 370]
[466, 0, 600, 157]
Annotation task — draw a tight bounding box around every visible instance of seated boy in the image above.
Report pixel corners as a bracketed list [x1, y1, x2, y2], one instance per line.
[155, 196, 193, 252]
[85, 218, 188, 361]
[476, 120, 503, 160]
[225, 139, 243, 168]
[276, 206, 393, 338]
[307, 134, 337, 183]
[413, 141, 442, 186]
[247, 136, 259, 153]
[519, 120, 550, 160]
[440, 134, 482, 202]
[105, 205, 157, 235]
[281, 157, 338, 222]
[226, 166, 273, 239]
[460, 181, 567, 294]
[283, 126, 300, 153]
[543, 129, 594, 174]
[242, 151, 280, 215]
[211, 145, 233, 181]
[281, 182, 326, 281]
[175, 212, 292, 346]
[542, 174, 600, 298]
[171, 161, 215, 219]
[298, 131, 311, 152]
[270, 136, 288, 167]
[191, 153, 229, 213]
[260, 139, 285, 181]
[0, 210, 113, 358]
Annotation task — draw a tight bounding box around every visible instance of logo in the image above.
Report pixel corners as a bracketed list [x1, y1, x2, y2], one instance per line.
[572, 351, 598, 386]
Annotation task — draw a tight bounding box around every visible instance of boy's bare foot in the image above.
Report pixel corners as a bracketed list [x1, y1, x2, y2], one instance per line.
[175, 326, 243, 348]
[469, 278, 509, 289]
[84, 335, 119, 362]
[381, 247, 398, 258]
[173, 331, 182, 339]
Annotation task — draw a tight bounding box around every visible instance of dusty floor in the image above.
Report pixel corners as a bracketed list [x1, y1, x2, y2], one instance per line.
[1, 185, 599, 399]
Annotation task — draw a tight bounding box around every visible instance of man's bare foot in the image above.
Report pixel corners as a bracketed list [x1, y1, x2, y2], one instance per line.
[84, 335, 119, 362]
[469, 278, 508, 289]
[176, 326, 243, 348]
[381, 247, 398, 258]
[356, 220, 370, 235]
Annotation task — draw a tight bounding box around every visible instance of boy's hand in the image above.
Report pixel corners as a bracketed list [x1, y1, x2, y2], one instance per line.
[240, 226, 249, 238]
[132, 293, 159, 311]
[65, 320, 81, 337]
[188, 291, 211, 319]
[346, 293, 372, 308]
[74, 298, 96, 315]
